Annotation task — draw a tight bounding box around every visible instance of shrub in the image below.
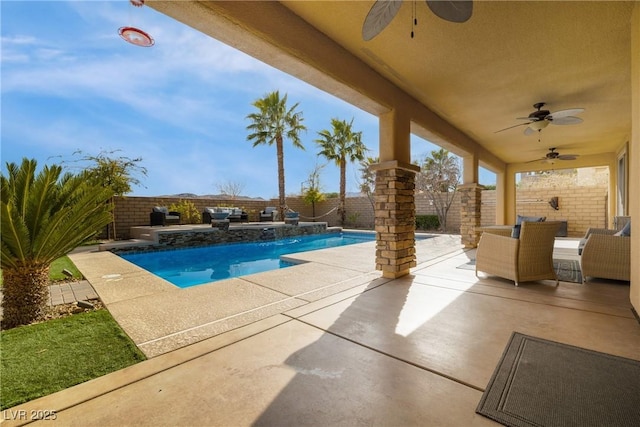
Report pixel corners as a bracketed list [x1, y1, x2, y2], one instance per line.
[416, 215, 440, 230]
[169, 200, 200, 224]
[346, 212, 360, 228]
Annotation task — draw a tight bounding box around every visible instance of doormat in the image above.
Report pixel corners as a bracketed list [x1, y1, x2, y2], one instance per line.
[476, 332, 640, 427]
[458, 259, 582, 283]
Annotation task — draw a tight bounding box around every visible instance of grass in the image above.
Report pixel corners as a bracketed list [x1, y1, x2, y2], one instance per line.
[49, 256, 83, 281]
[1, 309, 146, 410]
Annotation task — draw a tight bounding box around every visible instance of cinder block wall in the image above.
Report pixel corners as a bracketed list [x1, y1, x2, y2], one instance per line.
[480, 186, 608, 236]
[415, 192, 462, 232]
[112, 185, 607, 239]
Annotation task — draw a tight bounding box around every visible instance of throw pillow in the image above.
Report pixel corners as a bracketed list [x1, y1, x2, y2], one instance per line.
[516, 215, 546, 225]
[511, 224, 521, 239]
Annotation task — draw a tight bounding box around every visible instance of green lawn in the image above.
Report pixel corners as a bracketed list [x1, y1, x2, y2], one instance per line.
[1, 309, 146, 410]
[49, 256, 83, 281]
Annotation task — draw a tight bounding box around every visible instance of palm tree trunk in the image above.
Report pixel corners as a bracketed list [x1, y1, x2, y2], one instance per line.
[339, 158, 346, 226]
[276, 135, 286, 220]
[109, 196, 117, 240]
[1, 263, 50, 329]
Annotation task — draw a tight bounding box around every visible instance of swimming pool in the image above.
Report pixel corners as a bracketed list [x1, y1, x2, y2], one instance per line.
[120, 232, 378, 288]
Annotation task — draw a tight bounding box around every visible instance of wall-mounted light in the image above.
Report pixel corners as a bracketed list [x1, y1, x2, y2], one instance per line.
[548, 197, 559, 210]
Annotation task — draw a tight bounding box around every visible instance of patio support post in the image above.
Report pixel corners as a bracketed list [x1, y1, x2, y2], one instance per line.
[505, 165, 518, 225]
[373, 108, 419, 279]
[495, 171, 507, 225]
[459, 154, 482, 247]
[372, 162, 420, 278]
[458, 183, 483, 248]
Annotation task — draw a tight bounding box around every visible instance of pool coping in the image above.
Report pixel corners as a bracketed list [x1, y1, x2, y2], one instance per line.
[69, 232, 454, 358]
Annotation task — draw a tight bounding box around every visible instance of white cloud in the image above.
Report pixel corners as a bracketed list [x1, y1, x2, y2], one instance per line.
[2, 1, 396, 197]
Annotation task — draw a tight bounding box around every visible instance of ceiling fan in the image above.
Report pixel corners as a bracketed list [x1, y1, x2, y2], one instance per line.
[362, 0, 473, 41]
[528, 148, 579, 164]
[495, 102, 585, 136]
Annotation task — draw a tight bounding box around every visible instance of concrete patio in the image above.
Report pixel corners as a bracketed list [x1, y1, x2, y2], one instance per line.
[4, 235, 638, 426]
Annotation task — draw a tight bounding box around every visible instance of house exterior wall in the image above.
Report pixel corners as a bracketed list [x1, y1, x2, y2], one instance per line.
[629, 2, 640, 314]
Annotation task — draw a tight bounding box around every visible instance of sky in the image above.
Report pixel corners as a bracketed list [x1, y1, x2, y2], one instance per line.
[1, 1, 495, 199]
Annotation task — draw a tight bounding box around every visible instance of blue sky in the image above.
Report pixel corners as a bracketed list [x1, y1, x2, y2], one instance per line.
[1, 1, 494, 198]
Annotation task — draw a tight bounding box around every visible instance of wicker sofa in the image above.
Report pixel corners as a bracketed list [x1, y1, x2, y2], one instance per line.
[202, 207, 248, 223]
[476, 221, 561, 287]
[579, 226, 630, 282]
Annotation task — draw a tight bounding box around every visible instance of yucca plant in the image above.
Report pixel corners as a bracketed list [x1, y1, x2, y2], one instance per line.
[1, 159, 113, 328]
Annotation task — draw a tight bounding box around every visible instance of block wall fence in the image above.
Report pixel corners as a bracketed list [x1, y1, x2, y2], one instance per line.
[110, 185, 608, 240]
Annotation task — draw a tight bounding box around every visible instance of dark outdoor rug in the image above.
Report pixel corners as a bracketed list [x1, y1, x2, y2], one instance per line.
[476, 332, 640, 427]
[457, 259, 582, 283]
[552, 259, 582, 283]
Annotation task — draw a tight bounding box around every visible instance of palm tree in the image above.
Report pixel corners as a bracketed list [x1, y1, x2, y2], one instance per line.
[1, 159, 113, 328]
[246, 91, 306, 220]
[315, 118, 367, 225]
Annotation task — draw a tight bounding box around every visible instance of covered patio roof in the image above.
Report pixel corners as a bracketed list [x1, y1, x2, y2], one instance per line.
[145, 1, 639, 314]
[150, 1, 632, 167]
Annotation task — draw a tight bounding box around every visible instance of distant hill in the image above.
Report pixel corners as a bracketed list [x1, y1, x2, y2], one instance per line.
[159, 193, 265, 200]
[158, 192, 365, 199]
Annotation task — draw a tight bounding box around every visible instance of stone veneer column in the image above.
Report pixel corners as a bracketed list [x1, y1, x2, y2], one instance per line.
[374, 164, 419, 278]
[458, 183, 484, 248]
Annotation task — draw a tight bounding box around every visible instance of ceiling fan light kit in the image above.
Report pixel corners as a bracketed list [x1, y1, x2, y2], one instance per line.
[529, 120, 549, 131]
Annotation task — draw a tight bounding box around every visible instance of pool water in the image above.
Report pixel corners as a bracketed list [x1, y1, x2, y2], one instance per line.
[120, 232, 377, 288]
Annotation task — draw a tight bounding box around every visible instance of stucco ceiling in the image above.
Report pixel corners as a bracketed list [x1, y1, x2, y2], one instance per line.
[150, 1, 634, 168]
[280, 1, 633, 165]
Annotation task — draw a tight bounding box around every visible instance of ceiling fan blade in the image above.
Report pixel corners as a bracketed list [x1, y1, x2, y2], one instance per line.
[557, 154, 579, 160]
[494, 122, 531, 133]
[362, 0, 403, 41]
[426, 0, 473, 23]
[548, 108, 584, 119]
[523, 127, 537, 136]
[550, 116, 583, 125]
[525, 158, 546, 164]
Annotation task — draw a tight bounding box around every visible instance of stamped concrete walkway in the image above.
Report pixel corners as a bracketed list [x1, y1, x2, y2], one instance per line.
[47, 281, 98, 306]
[3, 235, 638, 426]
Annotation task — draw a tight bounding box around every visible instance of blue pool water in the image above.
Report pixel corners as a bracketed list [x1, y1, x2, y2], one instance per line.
[120, 232, 379, 288]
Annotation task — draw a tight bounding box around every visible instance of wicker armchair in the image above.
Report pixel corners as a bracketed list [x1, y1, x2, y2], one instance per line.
[579, 228, 630, 282]
[150, 206, 181, 226]
[476, 221, 561, 286]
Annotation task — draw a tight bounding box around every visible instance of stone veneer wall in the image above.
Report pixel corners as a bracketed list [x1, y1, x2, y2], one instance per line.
[374, 168, 417, 278]
[111, 223, 330, 253]
[112, 184, 607, 239]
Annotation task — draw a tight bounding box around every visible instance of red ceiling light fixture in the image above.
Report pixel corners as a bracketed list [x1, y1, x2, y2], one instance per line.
[118, 27, 154, 47]
[118, 0, 154, 47]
